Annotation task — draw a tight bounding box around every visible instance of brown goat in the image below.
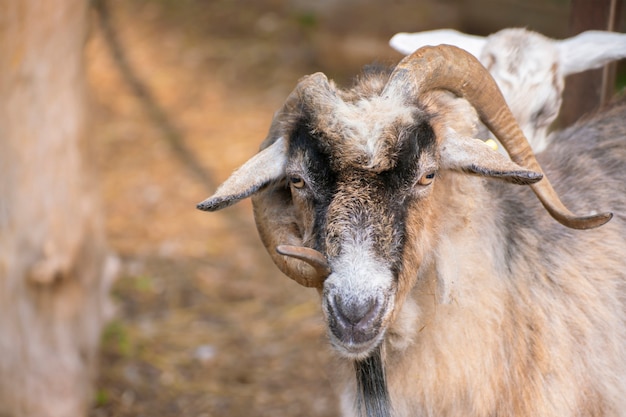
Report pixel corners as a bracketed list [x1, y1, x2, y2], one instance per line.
[198, 46, 626, 417]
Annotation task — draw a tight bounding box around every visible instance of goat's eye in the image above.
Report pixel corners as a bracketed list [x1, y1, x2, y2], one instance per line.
[417, 171, 436, 186]
[289, 176, 305, 189]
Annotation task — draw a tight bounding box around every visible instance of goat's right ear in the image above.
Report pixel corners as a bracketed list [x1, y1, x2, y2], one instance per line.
[440, 132, 543, 185]
[196, 137, 287, 211]
[389, 29, 486, 59]
[557, 31, 626, 76]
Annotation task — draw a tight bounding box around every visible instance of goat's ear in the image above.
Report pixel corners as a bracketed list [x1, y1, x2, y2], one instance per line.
[390, 29, 486, 58]
[557, 31, 626, 76]
[197, 137, 287, 211]
[440, 133, 542, 185]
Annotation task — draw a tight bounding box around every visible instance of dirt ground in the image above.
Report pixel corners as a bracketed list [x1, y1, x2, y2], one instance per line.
[84, 1, 576, 416]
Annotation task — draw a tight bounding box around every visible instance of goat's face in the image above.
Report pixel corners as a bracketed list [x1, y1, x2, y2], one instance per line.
[285, 102, 439, 357]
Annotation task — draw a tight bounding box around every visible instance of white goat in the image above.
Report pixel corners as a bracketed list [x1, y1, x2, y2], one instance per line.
[390, 28, 626, 151]
[197, 45, 626, 417]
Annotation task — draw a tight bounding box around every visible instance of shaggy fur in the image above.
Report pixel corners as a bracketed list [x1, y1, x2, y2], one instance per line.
[328, 91, 622, 415]
[199, 62, 626, 416]
[355, 347, 391, 417]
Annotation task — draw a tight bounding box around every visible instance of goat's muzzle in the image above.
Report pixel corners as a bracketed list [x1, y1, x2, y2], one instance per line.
[327, 295, 385, 347]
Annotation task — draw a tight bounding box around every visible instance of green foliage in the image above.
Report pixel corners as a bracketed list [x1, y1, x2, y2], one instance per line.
[94, 388, 109, 407]
[132, 275, 154, 293]
[102, 320, 134, 357]
[295, 11, 318, 29]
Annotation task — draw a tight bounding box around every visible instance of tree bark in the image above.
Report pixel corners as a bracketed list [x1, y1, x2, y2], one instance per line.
[0, 1, 115, 416]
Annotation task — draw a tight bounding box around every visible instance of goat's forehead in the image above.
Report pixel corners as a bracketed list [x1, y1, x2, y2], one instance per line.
[312, 94, 417, 167]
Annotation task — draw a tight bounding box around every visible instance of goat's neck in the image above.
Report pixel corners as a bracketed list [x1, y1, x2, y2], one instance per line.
[386, 172, 506, 354]
[379, 173, 530, 412]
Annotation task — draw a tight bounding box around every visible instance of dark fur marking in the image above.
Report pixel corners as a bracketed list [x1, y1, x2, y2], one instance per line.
[290, 116, 437, 278]
[355, 347, 392, 417]
[380, 121, 434, 191]
[379, 121, 435, 277]
[289, 119, 338, 251]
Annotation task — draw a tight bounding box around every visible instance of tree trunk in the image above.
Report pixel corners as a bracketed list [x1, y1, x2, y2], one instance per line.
[0, 1, 116, 416]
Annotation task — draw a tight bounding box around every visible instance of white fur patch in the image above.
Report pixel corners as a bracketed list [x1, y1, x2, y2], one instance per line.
[327, 237, 394, 305]
[323, 235, 396, 358]
[331, 94, 414, 159]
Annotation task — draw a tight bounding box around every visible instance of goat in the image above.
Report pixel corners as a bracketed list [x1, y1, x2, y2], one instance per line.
[197, 45, 626, 416]
[390, 28, 626, 152]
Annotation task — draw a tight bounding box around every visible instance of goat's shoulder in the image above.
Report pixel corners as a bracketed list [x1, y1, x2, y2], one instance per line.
[539, 99, 626, 196]
[548, 96, 626, 155]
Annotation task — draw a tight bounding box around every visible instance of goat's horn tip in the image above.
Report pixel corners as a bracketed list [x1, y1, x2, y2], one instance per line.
[275, 245, 291, 256]
[567, 211, 613, 230]
[276, 244, 325, 258]
[588, 211, 613, 228]
[276, 244, 331, 273]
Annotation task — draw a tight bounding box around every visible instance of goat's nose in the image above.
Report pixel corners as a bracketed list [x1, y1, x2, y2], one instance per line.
[329, 296, 383, 344]
[334, 295, 380, 326]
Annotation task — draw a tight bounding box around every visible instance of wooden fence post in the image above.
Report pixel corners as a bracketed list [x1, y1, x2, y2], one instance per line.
[560, 0, 624, 127]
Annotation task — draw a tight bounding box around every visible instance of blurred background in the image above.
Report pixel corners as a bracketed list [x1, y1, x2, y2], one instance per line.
[14, 0, 621, 416]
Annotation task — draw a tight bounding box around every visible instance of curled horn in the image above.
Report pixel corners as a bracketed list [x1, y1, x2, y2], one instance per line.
[383, 45, 612, 230]
[252, 73, 333, 288]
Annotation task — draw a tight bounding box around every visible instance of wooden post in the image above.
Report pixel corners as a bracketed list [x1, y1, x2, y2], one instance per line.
[560, 0, 624, 127]
[0, 1, 116, 415]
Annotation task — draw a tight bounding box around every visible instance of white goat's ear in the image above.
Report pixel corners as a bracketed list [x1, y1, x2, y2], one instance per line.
[197, 137, 287, 211]
[441, 133, 542, 185]
[557, 31, 626, 76]
[389, 29, 486, 58]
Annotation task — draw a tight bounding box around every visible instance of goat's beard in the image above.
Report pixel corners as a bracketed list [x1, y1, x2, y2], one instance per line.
[354, 346, 392, 417]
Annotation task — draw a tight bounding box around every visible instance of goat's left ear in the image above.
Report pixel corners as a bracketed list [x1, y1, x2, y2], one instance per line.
[197, 137, 287, 211]
[389, 29, 486, 58]
[441, 133, 543, 185]
[557, 31, 626, 76]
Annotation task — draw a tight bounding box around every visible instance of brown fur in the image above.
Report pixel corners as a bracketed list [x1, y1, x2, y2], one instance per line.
[292, 82, 626, 416]
[202, 67, 626, 416]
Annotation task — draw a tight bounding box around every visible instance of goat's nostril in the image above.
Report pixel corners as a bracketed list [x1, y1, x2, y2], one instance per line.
[333, 296, 382, 329]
